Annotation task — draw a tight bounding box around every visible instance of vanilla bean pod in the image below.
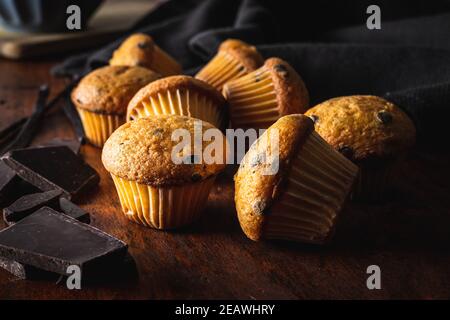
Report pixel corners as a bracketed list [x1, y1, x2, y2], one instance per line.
[0, 85, 49, 155]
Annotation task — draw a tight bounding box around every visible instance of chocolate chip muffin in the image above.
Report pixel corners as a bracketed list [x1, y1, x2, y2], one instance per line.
[72, 66, 161, 147]
[195, 39, 264, 91]
[305, 95, 416, 202]
[102, 114, 228, 229]
[234, 114, 358, 244]
[109, 33, 182, 76]
[127, 75, 228, 130]
[223, 58, 309, 129]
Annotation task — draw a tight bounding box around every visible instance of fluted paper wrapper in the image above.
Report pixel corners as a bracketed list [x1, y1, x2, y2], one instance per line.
[264, 132, 359, 244]
[223, 68, 279, 129]
[196, 51, 249, 91]
[77, 108, 123, 147]
[127, 89, 224, 129]
[111, 174, 216, 230]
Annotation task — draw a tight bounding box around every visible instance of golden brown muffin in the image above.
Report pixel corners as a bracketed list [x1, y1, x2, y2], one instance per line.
[127, 75, 228, 130]
[109, 33, 182, 76]
[195, 39, 264, 91]
[102, 114, 228, 229]
[72, 66, 160, 147]
[235, 114, 358, 243]
[72, 65, 161, 147]
[305, 95, 416, 201]
[223, 57, 309, 129]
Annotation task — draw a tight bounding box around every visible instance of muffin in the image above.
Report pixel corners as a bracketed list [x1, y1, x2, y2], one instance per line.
[109, 33, 182, 76]
[102, 115, 228, 229]
[234, 114, 358, 244]
[127, 75, 228, 130]
[72, 66, 161, 147]
[195, 39, 264, 91]
[223, 58, 309, 129]
[305, 95, 416, 202]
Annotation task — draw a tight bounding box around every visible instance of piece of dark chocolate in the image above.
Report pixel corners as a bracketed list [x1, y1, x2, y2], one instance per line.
[0, 207, 127, 276]
[0, 161, 40, 208]
[0, 256, 57, 280]
[1, 146, 99, 200]
[3, 190, 61, 225]
[38, 138, 82, 155]
[59, 198, 90, 224]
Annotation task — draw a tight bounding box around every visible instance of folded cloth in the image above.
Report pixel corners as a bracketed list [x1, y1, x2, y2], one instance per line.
[54, 0, 450, 150]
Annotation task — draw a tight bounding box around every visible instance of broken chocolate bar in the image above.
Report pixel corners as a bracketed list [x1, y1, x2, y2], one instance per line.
[2, 191, 91, 225]
[59, 198, 90, 224]
[0, 207, 127, 276]
[1, 146, 99, 200]
[38, 138, 82, 155]
[3, 190, 61, 225]
[0, 256, 57, 280]
[0, 161, 40, 208]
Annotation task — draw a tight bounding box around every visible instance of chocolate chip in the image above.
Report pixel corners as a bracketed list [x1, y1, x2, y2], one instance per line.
[237, 66, 245, 72]
[137, 42, 150, 49]
[252, 200, 266, 215]
[255, 76, 261, 83]
[191, 172, 202, 182]
[338, 146, 354, 159]
[76, 98, 83, 104]
[274, 64, 289, 78]
[309, 115, 319, 124]
[152, 128, 164, 137]
[377, 111, 393, 125]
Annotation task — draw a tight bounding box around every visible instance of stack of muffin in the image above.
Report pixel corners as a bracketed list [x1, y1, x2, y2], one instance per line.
[72, 34, 416, 244]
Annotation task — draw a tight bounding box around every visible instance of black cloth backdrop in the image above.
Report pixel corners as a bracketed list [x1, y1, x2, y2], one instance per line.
[53, 0, 450, 150]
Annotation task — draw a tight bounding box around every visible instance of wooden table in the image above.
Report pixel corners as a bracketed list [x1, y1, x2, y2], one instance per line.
[1, 58, 450, 300]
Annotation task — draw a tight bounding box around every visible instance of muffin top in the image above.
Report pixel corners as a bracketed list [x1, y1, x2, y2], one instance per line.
[234, 114, 314, 241]
[109, 33, 182, 74]
[102, 115, 227, 187]
[127, 75, 226, 118]
[305, 95, 416, 163]
[264, 58, 310, 116]
[218, 39, 264, 71]
[71, 65, 161, 115]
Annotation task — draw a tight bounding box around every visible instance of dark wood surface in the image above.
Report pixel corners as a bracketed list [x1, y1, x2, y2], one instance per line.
[0, 58, 450, 300]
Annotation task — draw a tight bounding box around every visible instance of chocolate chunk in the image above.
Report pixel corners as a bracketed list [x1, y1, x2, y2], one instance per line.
[338, 146, 354, 159]
[38, 139, 81, 155]
[1, 146, 99, 200]
[0, 161, 40, 208]
[3, 190, 61, 225]
[309, 115, 319, 124]
[0, 207, 127, 276]
[59, 198, 90, 224]
[274, 64, 289, 78]
[252, 199, 267, 215]
[137, 41, 150, 49]
[0, 256, 57, 280]
[191, 172, 202, 182]
[377, 111, 393, 124]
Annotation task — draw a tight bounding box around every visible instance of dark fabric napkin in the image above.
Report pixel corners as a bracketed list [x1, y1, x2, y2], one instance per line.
[54, 0, 450, 150]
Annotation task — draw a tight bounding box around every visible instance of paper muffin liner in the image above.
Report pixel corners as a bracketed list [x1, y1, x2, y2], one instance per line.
[151, 45, 182, 76]
[110, 174, 216, 229]
[263, 131, 359, 243]
[223, 67, 279, 129]
[127, 89, 225, 129]
[77, 108, 124, 147]
[196, 51, 249, 91]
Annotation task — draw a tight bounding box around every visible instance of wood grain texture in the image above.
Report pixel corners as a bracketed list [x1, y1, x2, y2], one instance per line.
[0, 58, 449, 299]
